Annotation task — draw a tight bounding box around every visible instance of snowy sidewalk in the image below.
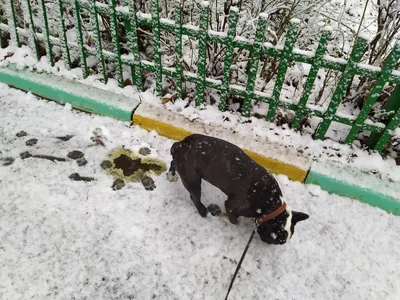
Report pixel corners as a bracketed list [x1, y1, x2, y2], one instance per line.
[1, 83, 399, 300]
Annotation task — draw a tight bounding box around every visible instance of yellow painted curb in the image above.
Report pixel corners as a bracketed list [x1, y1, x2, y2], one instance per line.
[243, 150, 308, 182]
[132, 104, 309, 182]
[133, 114, 192, 141]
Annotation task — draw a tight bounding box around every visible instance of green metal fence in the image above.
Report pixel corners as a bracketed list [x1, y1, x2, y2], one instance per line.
[1, 0, 399, 152]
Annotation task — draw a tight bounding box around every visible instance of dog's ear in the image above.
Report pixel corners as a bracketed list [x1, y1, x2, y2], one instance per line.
[292, 211, 309, 224]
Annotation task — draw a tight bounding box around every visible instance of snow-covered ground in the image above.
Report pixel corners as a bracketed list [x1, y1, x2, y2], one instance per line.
[1, 83, 399, 300]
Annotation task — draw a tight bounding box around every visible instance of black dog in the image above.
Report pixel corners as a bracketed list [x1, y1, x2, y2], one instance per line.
[167, 134, 309, 245]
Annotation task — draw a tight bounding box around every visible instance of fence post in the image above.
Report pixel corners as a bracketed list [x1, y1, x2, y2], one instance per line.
[344, 42, 400, 144]
[40, 0, 54, 66]
[152, 0, 163, 96]
[74, 0, 89, 78]
[266, 18, 299, 121]
[90, 0, 107, 83]
[196, 1, 210, 107]
[58, 0, 72, 68]
[110, 0, 124, 87]
[175, 0, 184, 99]
[242, 13, 268, 117]
[125, 0, 143, 91]
[371, 105, 400, 152]
[219, 7, 239, 112]
[292, 27, 331, 129]
[367, 84, 400, 151]
[5, 0, 20, 47]
[26, 0, 40, 60]
[314, 35, 369, 140]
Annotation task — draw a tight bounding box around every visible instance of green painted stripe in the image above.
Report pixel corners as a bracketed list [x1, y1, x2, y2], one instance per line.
[0, 66, 138, 121]
[305, 171, 400, 216]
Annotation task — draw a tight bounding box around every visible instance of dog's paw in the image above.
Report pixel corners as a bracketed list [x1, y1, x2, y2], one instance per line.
[167, 171, 179, 182]
[198, 206, 209, 218]
[207, 204, 222, 216]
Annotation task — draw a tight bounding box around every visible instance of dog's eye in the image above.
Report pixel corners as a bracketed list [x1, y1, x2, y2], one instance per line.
[270, 233, 277, 240]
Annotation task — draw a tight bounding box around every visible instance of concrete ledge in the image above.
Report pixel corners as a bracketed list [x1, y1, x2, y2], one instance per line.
[306, 161, 400, 216]
[0, 65, 138, 121]
[133, 103, 310, 182]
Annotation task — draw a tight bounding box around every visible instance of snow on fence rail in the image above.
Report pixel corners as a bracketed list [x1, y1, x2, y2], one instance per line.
[1, 0, 400, 152]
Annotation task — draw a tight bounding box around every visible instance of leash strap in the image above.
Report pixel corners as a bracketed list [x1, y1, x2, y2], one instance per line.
[224, 229, 256, 300]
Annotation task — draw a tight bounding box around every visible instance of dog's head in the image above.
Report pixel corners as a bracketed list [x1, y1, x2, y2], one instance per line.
[256, 210, 309, 245]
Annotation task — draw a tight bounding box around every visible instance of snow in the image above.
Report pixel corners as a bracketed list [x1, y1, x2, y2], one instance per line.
[115, 6, 129, 14]
[290, 18, 301, 25]
[324, 54, 347, 65]
[208, 29, 227, 38]
[137, 12, 151, 21]
[234, 36, 253, 44]
[391, 69, 400, 77]
[254, 89, 271, 98]
[259, 13, 268, 20]
[200, 1, 209, 8]
[160, 18, 175, 26]
[229, 84, 246, 92]
[356, 63, 382, 73]
[182, 24, 200, 32]
[183, 71, 198, 79]
[311, 160, 400, 200]
[322, 26, 333, 32]
[292, 48, 315, 58]
[263, 41, 275, 49]
[95, 2, 108, 9]
[336, 111, 356, 121]
[206, 77, 222, 86]
[358, 32, 371, 41]
[1, 84, 400, 299]
[364, 119, 386, 128]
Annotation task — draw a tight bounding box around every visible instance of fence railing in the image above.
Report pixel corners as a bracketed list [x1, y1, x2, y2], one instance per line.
[0, 0, 399, 153]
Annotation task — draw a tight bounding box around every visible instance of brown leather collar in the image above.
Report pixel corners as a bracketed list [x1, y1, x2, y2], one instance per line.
[255, 202, 287, 225]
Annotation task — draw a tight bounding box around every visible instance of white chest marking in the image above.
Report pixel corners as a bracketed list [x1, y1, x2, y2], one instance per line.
[284, 210, 293, 239]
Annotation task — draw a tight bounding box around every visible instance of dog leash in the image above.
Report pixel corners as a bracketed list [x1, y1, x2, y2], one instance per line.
[224, 229, 256, 300]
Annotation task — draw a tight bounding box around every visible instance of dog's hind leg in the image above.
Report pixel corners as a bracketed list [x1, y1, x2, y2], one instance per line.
[181, 176, 208, 218]
[167, 159, 179, 182]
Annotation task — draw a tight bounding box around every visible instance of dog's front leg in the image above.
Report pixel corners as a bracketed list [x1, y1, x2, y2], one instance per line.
[224, 200, 239, 225]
